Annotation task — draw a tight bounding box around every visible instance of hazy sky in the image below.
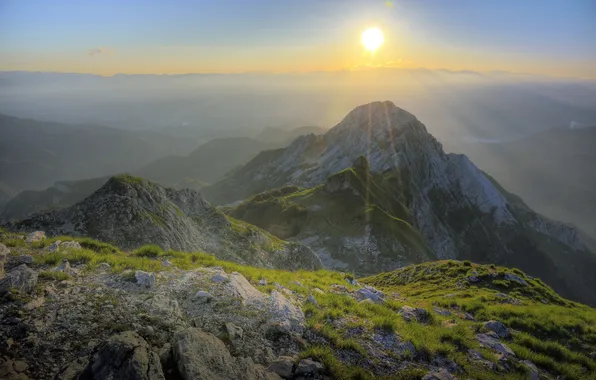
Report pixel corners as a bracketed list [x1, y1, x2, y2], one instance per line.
[1, 0, 595, 78]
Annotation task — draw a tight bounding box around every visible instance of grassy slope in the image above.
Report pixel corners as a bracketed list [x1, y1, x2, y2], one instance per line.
[3, 230, 594, 380]
[226, 164, 432, 272]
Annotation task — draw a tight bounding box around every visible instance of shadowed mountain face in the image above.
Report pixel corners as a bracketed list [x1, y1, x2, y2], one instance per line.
[0, 113, 196, 194]
[205, 101, 596, 305]
[457, 126, 596, 240]
[7, 175, 322, 271]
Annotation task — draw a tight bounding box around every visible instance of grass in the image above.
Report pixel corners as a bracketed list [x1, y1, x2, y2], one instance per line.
[2, 231, 595, 380]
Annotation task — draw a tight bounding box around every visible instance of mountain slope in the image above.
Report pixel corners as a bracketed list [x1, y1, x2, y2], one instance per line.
[7, 175, 322, 270]
[136, 137, 276, 188]
[0, 113, 195, 192]
[458, 126, 596, 239]
[225, 156, 434, 274]
[204, 101, 596, 305]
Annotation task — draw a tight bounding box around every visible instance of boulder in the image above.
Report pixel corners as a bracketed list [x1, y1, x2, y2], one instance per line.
[354, 286, 385, 303]
[422, 368, 455, 380]
[55, 357, 89, 380]
[26, 231, 45, 243]
[399, 306, 429, 323]
[295, 358, 324, 377]
[224, 322, 243, 341]
[266, 356, 294, 379]
[329, 284, 349, 294]
[483, 320, 510, 339]
[60, 241, 82, 250]
[504, 273, 527, 286]
[306, 294, 318, 306]
[78, 331, 165, 380]
[194, 290, 213, 304]
[521, 360, 539, 380]
[468, 275, 480, 283]
[0, 264, 38, 294]
[211, 272, 229, 283]
[268, 290, 305, 333]
[135, 270, 156, 288]
[433, 307, 452, 316]
[226, 272, 265, 306]
[476, 333, 515, 356]
[172, 328, 263, 380]
[17, 255, 34, 265]
[48, 240, 62, 252]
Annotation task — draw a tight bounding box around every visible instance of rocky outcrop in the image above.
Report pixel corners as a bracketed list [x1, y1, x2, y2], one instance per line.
[78, 331, 164, 380]
[9, 175, 322, 271]
[0, 264, 38, 294]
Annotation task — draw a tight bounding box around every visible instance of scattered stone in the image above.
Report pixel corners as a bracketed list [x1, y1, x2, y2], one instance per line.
[99, 263, 111, 271]
[259, 279, 267, 286]
[56, 259, 71, 273]
[266, 356, 295, 379]
[13, 361, 28, 372]
[462, 312, 475, 321]
[48, 240, 62, 252]
[0, 264, 38, 294]
[399, 306, 429, 323]
[211, 272, 229, 283]
[483, 320, 510, 339]
[60, 241, 82, 250]
[504, 273, 527, 286]
[294, 280, 303, 286]
[312, 288, 324, 294]
[225, 322, 244, 341]
[346, 277, 358, 286]
[521, 360, 539, 380]
[468, 275, 480, 283]
[306, 294, 318, 306]
[0, 244, 8, 278]
[295, 358, 324, 377]
[194, 290, 213, 304]
[433, 306, 452, 316]
[161, 260, 173, 267]
[329, 284, 349, 294]
[422, 369, 455, 380]
[476, 333, 515, 356]
[226, 272, 265, 305]
[24, 296, 45, 311]
[354, 286, 385, 303]
[78, 331, 164, 380]
[135, 270, 156, 288]
[17, 255, 34, 265]
[268, 290, 306, 333]
[26, 231, 45, 243]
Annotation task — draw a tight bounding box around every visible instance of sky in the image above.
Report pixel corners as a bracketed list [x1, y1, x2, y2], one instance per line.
[1, 0, 595, 78]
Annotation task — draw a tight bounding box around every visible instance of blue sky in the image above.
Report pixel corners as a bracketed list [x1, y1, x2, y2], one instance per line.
[1, 0, 595, 77]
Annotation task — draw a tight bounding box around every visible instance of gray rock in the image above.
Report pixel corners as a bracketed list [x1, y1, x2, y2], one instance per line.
[0, 264, 38, 294]
[224, 322, 243, 341]
[521, 360, 539, 380]
[504, 273, 528, 286]
[354, 286, 385, 303]
[60, 241, 82, 250]
[26, 231, 45, 243]
[17, 255, 34, 265]
[99, 262, 111, 271]
[226, 272, 265, 305]
[56, 259, 71, 273]
[295, 358, 324, 376]
[211, 272, 229, 283]
[483, 320, 510, 339]
[422, 368, 455, 380]
[161, 259, 173, 267]
[266, 356, 295, 379]
[329, 284, 349, 293]
[468, 275, 480, 283]
[259, 279, 267, 286]
[172, 328, 263, 380]
[294, 280, 303, 286]
[268, 290, 306, 333]
[462, 312, 475, 321]
[399, 305, 429, 323]
[79, 331, 165, 380]
[433, 306, 452, 316]
[135, 270, 156, 288]
[194, 290, 213, 304]
[476, 333, 515, 356]
[48, 240, 62, 252]
[312, 288, 324, 294]
[306, 294, 318, 306]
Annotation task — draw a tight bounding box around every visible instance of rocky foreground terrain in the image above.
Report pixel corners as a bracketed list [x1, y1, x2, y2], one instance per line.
[1, 231, 595, 379]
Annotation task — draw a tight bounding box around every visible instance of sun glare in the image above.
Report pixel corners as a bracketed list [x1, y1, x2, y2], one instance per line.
[361, 28, 384, 52]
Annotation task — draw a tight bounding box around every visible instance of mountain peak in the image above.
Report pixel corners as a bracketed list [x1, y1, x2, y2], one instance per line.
[332, 101, 418, 135]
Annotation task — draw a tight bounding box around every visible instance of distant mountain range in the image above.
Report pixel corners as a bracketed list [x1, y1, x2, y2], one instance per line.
[0, 113, 195, 195]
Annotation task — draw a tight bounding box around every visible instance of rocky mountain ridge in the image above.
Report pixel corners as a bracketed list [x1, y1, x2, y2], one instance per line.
[205, 101, 596, 305]
[6, 175, 322, 271]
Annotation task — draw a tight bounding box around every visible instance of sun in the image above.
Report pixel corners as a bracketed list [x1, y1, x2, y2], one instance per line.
[361, 28, 384, 52]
